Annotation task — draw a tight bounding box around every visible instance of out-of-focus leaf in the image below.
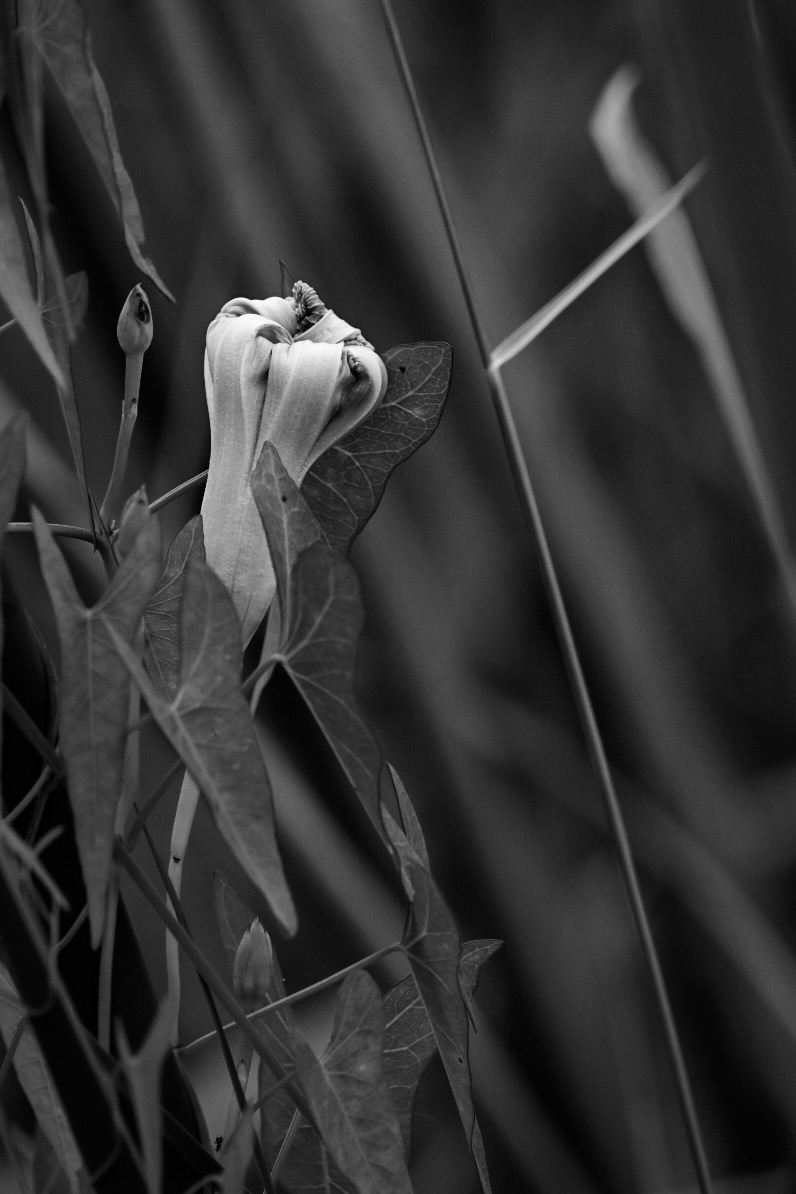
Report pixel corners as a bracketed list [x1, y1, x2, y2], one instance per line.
[109, 558, 297, 936]
[458, 939, 501, 1034]
[28, 0, 174, 300]
[32, 510, 162, 947]
[0, 964, 81, 1192]
[253, 449, 383, 837]
[116, 993, 178, 1194]
[144, 516, 205, 698]
[383, 807, 492, 1193]
[0, 171, 64, 387]
[286, 972, 412, 1194]
[219, 1105, 254, 1194]
[302, 343, 452, 555]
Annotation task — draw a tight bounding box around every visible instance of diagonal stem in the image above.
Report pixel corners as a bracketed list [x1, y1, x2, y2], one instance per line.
[376, 3, 714, 1192]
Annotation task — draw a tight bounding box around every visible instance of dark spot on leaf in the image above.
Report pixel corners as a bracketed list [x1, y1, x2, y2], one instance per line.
[172, 855, 181, 864]
[398, 365, 406, 372]
[214, 1135, 223, 1151]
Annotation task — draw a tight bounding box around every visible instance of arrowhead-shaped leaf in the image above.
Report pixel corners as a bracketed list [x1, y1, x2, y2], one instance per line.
[381, 939, 501, 1158]
[29, 0, 173, 299]
[116, 993, 178, 1194]
[302, 343, 452, 554]
[282, 972, 412, 1194]
[383, 807, 493, 1193]
[144, 516, 205, 698]
[0, 964, 81, 1192]
[32, 510, 162, 946]
[109, 558, 297, 936]
[252, 448, 383, 836]
[0, 174, 64, 386]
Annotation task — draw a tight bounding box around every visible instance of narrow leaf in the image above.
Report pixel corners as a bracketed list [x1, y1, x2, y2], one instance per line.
[0, 965, 80, 1192]
[253, 450, 384, 836]
[116, 993, 177, 1194]
[32, 510, 162, 946]
[458, 939, 501, 1034]
[109, 558, 297, 936]
[383, 807, 492, 1193]
[489, 163, 706, 371]
[0, 174, 64, 386]
[302, 343, 452, 554]
[144, 516, 205, 698]
[43, 270, 92, 530]
[388, 764, 429, 873]
[20, 198, 44, 305]
[30, 0, 173, 299]
[287, 972, 412, 1194]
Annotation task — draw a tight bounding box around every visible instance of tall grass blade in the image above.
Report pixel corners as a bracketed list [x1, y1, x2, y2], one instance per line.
[489, 162, 705, 372]
[376, 3, 715, 1191]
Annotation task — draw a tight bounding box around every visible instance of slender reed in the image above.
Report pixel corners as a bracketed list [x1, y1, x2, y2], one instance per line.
[376, 3, 714, 1191]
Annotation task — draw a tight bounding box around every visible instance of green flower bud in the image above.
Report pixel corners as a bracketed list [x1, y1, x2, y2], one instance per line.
[115, 486, 151, 557]
[201, 282, 387, 645]
[117, 285, 153, 356]
[232, 919, 273, 1004]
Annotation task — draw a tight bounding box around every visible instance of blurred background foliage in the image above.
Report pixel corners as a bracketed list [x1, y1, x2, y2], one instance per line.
[4, 0, 796, 1191]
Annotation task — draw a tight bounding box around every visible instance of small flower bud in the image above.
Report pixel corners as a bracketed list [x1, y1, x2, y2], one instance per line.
[232, 919, 272, 1003]
[117, 285, 153, 356]
[115, 485, 150, 555]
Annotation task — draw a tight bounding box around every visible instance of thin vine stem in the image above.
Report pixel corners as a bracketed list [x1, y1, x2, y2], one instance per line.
[7, 521, 99, 547]
[148, 469, 208, 515]
[376, 3, 714, 1192]
[179, 942, 406, 1057]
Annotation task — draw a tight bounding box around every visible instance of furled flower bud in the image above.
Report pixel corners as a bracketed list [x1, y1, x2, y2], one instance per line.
[117, 284, 153, 356]
[115, 486, 151, 558]
[201, 281, 387, 645]
[232, 919, 273, 1004]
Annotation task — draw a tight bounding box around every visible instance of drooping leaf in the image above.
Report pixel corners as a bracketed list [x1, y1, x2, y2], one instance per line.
[285, 972, 412, 1194]
[383, 807, 493, 1193]
[253, 449, 384, 837]
[0, 172, 64, 387]
[109, 558, 297, 936]
[388, 764, 429, 873]
[213, 870, 262, 980]
[116, 993, 177, 1194]
[302, 342, 452, 554]
[32, 509, 162, 947]
[0, 964, 81, 1192]
[144, 516, 205, 698]
[28, 0, 173, 300]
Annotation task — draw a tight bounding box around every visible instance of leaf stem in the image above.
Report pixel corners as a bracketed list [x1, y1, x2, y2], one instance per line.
[137, 823, 275, 1194]
[7, 521, 103, 548]
[148, 470, 209, 515]
[377, 4, 714, 1192]
[100, 352, 144, 530]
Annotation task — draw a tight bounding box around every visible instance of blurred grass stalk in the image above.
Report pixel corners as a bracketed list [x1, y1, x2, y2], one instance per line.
[377, 0, 715, 1190]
